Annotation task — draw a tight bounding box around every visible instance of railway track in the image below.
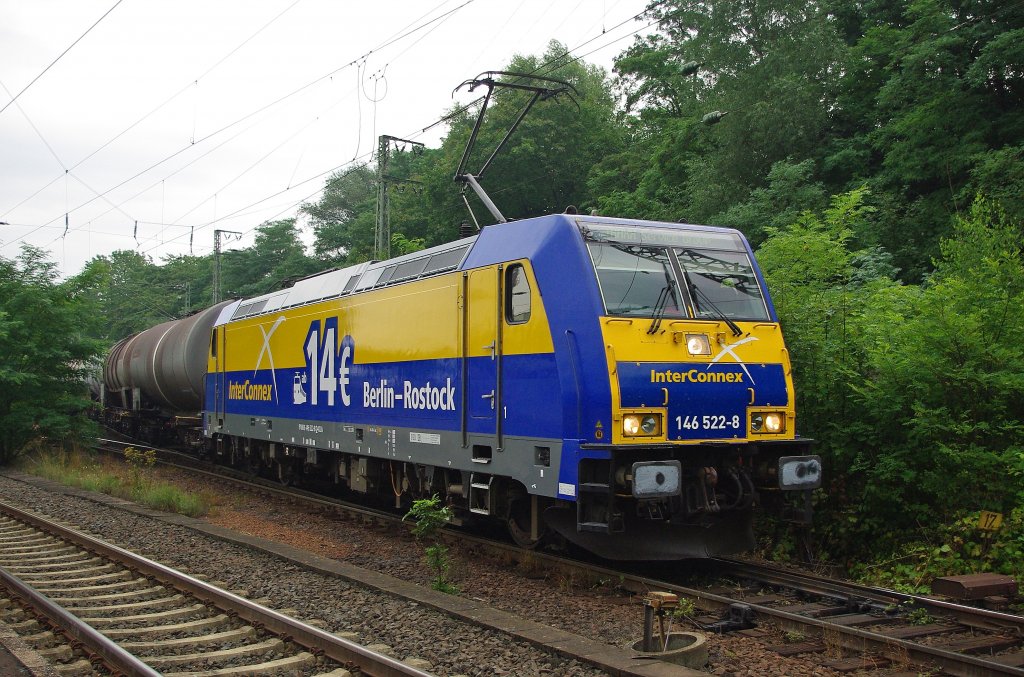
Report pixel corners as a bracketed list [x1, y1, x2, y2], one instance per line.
[0, 499, 432, 676]
[93, 437, 1024, 676]
[682, 558, 1024, 676]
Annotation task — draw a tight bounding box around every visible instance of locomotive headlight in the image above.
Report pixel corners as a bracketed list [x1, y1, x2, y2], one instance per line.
[623, 415, 641, 436]
[641, 414, 660, 435]
[622, 413, 663, 437]
[685, 333, 711, 356]
[750, 411, 785, 434]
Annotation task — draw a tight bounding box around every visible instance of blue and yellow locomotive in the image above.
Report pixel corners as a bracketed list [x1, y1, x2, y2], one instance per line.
[124, 212, 814, 560]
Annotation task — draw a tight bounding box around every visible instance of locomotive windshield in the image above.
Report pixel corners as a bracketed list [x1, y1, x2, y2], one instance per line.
[582, 224, 770, 321]
[585, 244, 686, 318]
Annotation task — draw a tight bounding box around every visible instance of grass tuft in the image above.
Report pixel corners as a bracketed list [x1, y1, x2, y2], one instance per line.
[22, 447, 212, 518]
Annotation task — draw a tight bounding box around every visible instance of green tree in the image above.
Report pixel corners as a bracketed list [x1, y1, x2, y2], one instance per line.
[847, 198, 1024, 539]
[0, 247, 103, 461]
[825, 0, 1024, 279]
[756, 187, 889, 451]
[156, 254, 212, 316]
[304, 41, 625, 261]
[77, 250, 179, 342]
[714, 159, 829, 244]
[305, 165, 378, 265]
[220, 219, 318, 299]
[608, 0, 1024, 280]
[612, 0, 848, 226]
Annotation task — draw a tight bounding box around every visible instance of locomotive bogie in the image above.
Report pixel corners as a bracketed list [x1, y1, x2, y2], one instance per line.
[206, 428, 554, 539]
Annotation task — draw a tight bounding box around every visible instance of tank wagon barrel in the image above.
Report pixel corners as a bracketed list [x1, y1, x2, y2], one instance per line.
[102, 301, 234, 413]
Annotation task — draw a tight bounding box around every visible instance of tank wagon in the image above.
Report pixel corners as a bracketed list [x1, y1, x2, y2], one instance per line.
[101, 213, 820, 559]
[100, 301, 234, 443]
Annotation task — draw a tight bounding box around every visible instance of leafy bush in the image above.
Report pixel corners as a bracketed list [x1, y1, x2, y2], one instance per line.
[0, 247, 104, 462]
[850, 508, 1024, 591]
[845, 198, 1023, 549]
[759, 194, 1024, 573]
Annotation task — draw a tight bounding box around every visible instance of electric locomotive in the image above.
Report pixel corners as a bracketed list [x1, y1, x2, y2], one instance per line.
[99, 211, 820, 560]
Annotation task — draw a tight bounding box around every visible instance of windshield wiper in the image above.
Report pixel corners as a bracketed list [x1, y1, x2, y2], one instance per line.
[687, 277, 743, 337]
[647, 268, 681, 334]
[647, 285, 671, 335]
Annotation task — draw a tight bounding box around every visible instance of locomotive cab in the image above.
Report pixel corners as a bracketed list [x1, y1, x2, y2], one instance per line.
[482, 216, 820, 559]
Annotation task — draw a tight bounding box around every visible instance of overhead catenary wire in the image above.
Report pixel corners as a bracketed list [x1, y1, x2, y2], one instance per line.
[2, 8, 312, 238]
[0, 0, 304, 222]
[168, 114, 330, 227]
[144, 17, 659, 261]
[0, 76, 143, 232]
[419, 0, 667, 137]
[4, 0, 466, 237]
[139, 158, 373, 259]
[0, 0, 126, 118]
[143, 1, 662, 262]
[4, 0, 477, 255]
[4, 0, 658, 266]
[37, 111, 271, 252]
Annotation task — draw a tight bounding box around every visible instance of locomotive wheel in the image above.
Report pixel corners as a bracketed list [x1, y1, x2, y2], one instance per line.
[507, 497, 545, 549]
[275, 460, 295, 486]
[236, 454, 257, 476]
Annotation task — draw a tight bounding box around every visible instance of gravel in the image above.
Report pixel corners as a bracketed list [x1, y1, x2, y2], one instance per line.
[0, 470, 892, 676]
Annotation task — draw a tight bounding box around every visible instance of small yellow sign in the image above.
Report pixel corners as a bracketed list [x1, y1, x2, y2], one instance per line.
[978, 511, 1003, 532]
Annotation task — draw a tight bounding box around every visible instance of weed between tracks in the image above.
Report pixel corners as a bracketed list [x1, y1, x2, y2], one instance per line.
[404, 494, 460, 594]
[20, 446, 216, 517]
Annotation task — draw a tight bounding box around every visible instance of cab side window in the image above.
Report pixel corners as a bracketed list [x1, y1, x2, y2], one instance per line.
[505, 264, 531, 324]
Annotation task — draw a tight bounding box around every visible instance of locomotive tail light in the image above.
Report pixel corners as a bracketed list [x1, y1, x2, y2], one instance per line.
[750, 411, 785, 434]
[778, 455, 822, 490]
[685, 333, 711, 356]
[622, 412, 663, 437]
[632, 461, 682, 498]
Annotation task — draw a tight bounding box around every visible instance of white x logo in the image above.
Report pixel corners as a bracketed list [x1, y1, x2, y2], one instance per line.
[710, 335, 759, 385]
[254, 316, 286, 404]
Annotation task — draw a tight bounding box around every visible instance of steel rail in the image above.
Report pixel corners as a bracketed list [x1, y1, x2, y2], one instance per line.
[0, 563, 162, 677]
[568, 559, 1024, 677]
[0, 499, 432, 677]
[725, 599, 1024, 677]
[717, 557, 1024, 634]
[93, 436, 1024, 676]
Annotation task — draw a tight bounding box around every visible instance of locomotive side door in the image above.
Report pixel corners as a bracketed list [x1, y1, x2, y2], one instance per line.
[213, 326, 226, 427]
[465, 266, 503, 449]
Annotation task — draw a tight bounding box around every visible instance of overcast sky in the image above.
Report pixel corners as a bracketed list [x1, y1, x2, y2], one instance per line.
[0, 0, 653, 278]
